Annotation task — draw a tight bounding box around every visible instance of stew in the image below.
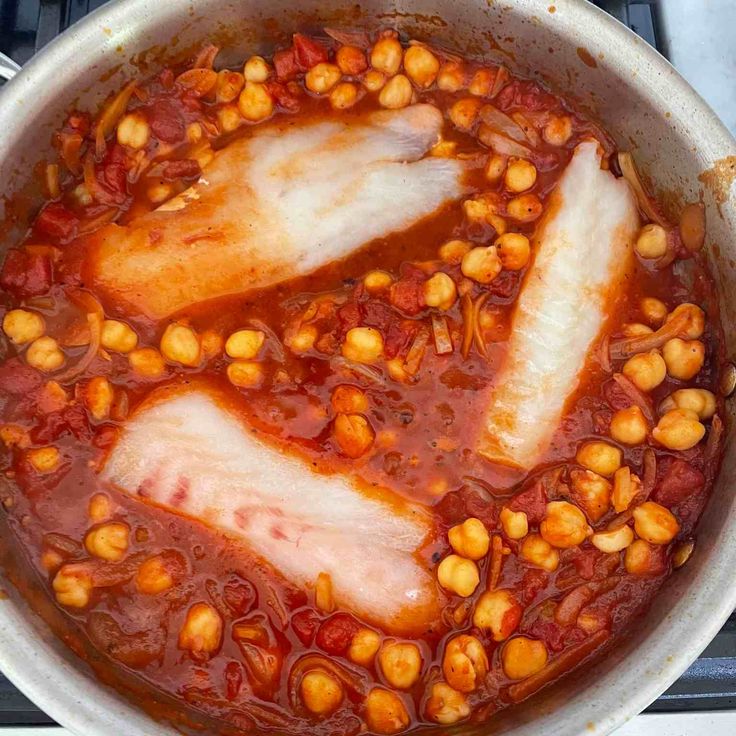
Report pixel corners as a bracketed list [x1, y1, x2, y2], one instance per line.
[0, 27, 725, 735]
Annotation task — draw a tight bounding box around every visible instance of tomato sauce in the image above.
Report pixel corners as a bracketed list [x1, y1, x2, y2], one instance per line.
[0, 28, 725, 735]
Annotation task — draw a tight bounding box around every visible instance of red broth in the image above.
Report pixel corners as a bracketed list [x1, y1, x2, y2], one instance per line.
[0, 29, 725, 735]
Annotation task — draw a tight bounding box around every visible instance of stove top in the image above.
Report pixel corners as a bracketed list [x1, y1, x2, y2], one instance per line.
[0, 0, 735, 729]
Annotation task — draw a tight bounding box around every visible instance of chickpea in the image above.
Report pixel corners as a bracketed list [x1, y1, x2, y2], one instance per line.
[469, 68, 493, 96]
[431, 139, 457, 158]
[642, 297, 669, 326]
[128, 347, 165, 378]
[660, 388, 716, 420]
[136, 555, 175, 594]
[227, 361, 264, 388]
[349, 627, 381, 666]
[437, 61, 465, 91]
[41, 548, 63, 572]
[473, 590, 521, 644]
[3, 309, 44, 344]
[652, 408, 705, 450]
[623, 323, 654, 337]
[437, 554, 480, 597]
[370, 37, 403, 76]
[543, 115, 573, 146]
[540, 501, 590, 549]
[461, 246, 502, 284]
[101, 319, 138, 353]
[336, 45, 367, 75]
[186, 122, 203, 143]
[403, 46, 439, 88]
[178, 602, 222, 654]
[286, 324, 318, 354]
[243, 55, 270, 83]
[225, 329, 265, 360]
[27, 446, 60, 473]
[85, 522, 129, 562]
[448, 518, 490, 561]
[635, 225, 668, 259]
[160, 323, 200, 367]
[330, 82, 359, 110]
[625, 539, 661, 576]
[331, 385, 369, 414]
[200, 329, 223, 359]
[485, 152, 507, 182]
[463, 196, 496, 223]
[423, 272, 457, 310]
[612, 466, 641, 513]
[88, 493, 111, 523]
[333, 413, 375, 458]
[662, 338, 705, 380]
[507, 193, 543, 223]
[495, 232, 531, 270]
[590, 524, 634, 553]
[364, 270, 394, 292]
[26, 336, 65, 372]
[520, 534, 560, 571]
[365, 688, 409, 735]
[502, 637, 548, 680]
[379, 641, 422, 689]
[442, 634, 489, 693]
[622, 349, 667, 392]
[610, 405, 648, 445]
[342, 327, 384, 364]
[570, 470, 611, 522]
[425, 682, 470, 725]
[216, 70, 244, 103]
[500, 507, 529, 539]
[504, 158, 537, 193]
[449, 98, 483, 130]
[82, 376, 113, 421]
[116, 112, 150, 149]
[301, 670, 343, 716]
[53, 565, 93, 608]
[238, 82, 274, 122]
[665, 302, 705, 339]
[379, 74, 413, 109]
[439, 240, 472, 265]
[305, 63, 342, 94]
[576, 440, 622, 477]
[632, 501, 680, 545]
[0, 424, 29, 448]
[217, 104, 242, 133]
[363, 70, 386, 92]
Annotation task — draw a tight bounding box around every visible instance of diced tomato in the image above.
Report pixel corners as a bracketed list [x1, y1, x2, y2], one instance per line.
[496, 79, 558, 112]
[266, 81, 301, 112]
[33, 202, 79, 241]
[601, 379, 632, 412]
[362, 300, 395, 331]
[489, 270, 520, 300]
[383, 321, 415, 359]
[65, 111, 91, 136]
[273, 48, 300, 81]
[31, 404, 91, 444]
[0, 358, 44, 395]
[520, 568, 549, 605]
[162, 159, 202, 181]
[389, 277, 425, 316]
[222, 578, 256, 615]
[158, 68, 175, 89]
[291, 608, 320, 646]
[652, 457, 705, 507]
[224, 660, 244, 700]
[148, 98, 185, 143]
[293, 34, 329, 69]
[315, 612, 359, 655]
[508, 478, 547, 525]
[98, 144, 129, 201]
[570, 548, 601, 581]
[0, 249, 52, 298]
[526, 617, 586, 653]
[337, 302, 363, 335]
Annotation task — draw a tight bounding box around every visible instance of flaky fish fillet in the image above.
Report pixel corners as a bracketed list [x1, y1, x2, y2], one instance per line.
[86, 104, 465, 320]
[477, 141, 639, 469]
[101, 385, 440, 635]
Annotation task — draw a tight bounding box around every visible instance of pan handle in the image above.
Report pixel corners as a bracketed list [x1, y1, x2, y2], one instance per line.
[0, 52, 21, 82]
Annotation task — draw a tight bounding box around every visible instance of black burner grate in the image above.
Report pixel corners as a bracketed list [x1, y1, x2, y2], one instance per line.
[0, 0, 735, 726]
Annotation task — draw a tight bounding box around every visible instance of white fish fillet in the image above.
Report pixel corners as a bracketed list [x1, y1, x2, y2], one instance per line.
[477, 141, 639, 469]
[101, 385, 440, 635]
[87, 104, 465, 319]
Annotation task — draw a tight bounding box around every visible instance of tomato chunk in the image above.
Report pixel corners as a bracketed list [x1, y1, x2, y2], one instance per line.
[653, 458, 705, 507]
[34, 202, 79, 241]
[0, 249, 52, 297]
[293, 33, 329, 69]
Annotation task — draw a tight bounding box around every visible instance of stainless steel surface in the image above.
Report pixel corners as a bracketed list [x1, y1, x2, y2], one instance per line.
[0, 52, 20, 80]
[0, 1, 735, 735]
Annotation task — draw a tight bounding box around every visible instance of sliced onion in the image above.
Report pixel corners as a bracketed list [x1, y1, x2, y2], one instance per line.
[489, 65, 510, 99]
[508, 629, 610, 702]
[478, 125, 533, 159]
[480, 104, 528, 143]
[486, 534, 504, 591]
[324, 27, 370, 48]
[555, 578, 619, 627]
[640, 448, 657, 500]
[461, 294, 474, 359]
[332, 356, 385, 385]
[609, 307, 689, 360]
[705, 413, 724, 483]
[431, 314, 454, 355]
[95, 80, 137, 157]
[404, 327, 430, 376]
[473, 293, 491, 359]
[510, 111, 542, 147]
[612, 373, 655, 424]
[192, 44, 219, 69]
[53, 290, 104, 383]
[287, 654, 368, 707]
[617, 152, 670, 227]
